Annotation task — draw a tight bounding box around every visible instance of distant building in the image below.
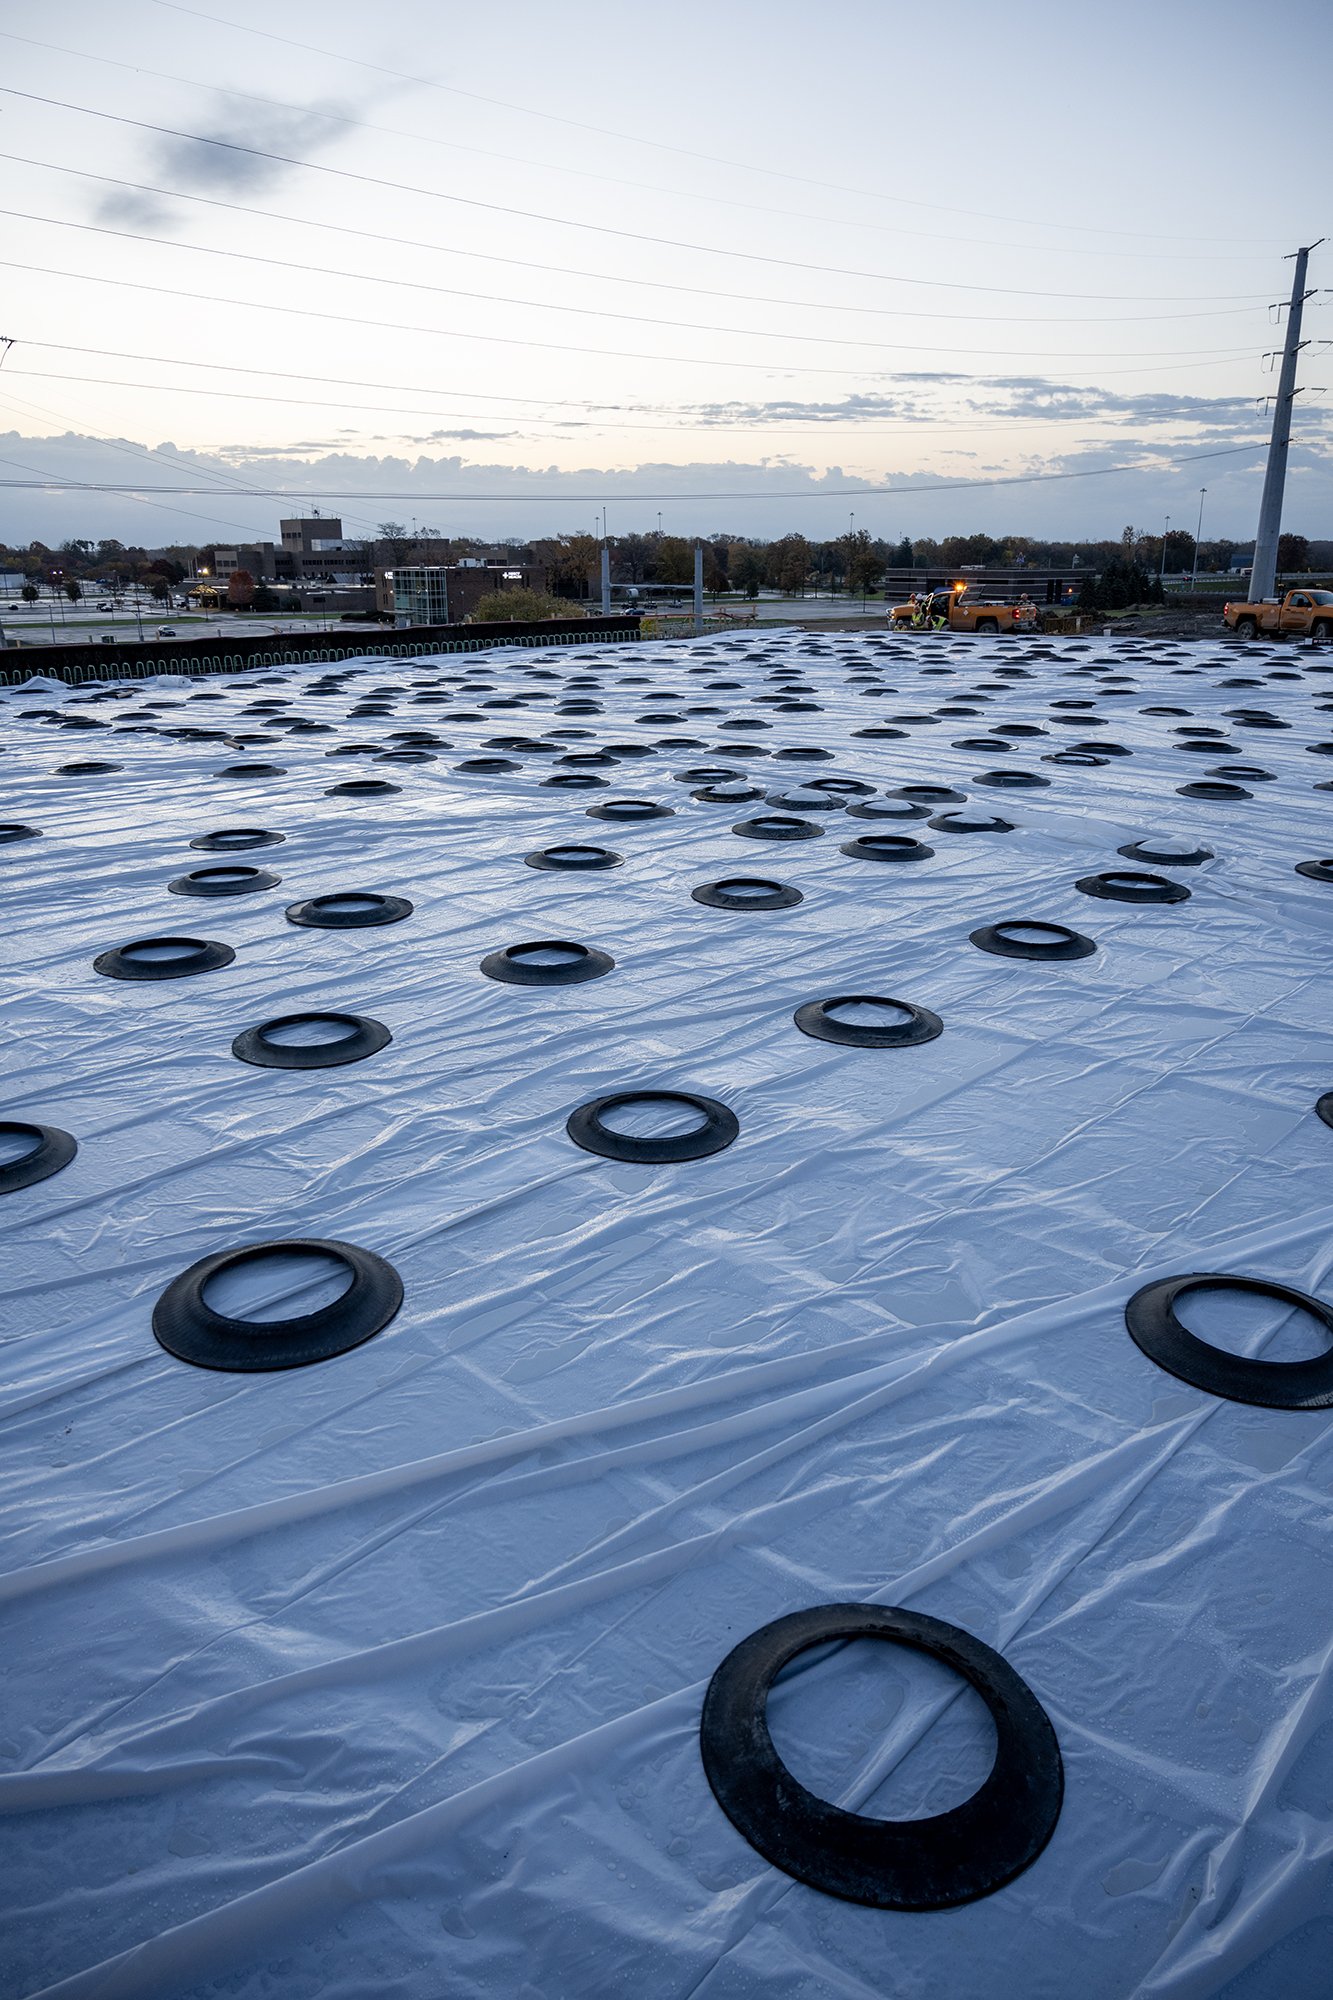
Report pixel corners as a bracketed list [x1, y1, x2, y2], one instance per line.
[378, 563, 540, 626]
[280, 517, 368, 581]
[210, 542, 281, 583]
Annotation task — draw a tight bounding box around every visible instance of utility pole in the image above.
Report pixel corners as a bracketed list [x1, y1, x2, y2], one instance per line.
[600, 541, 611, 616]
[1191, 488, 1206, 590]
[1250, 241, 1322, 602]
[693, 540, 704, 637]
[1159, 516, 1170, 588]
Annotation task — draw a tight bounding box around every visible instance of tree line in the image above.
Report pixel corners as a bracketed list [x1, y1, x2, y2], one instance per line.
[4, 525, 1326, 612]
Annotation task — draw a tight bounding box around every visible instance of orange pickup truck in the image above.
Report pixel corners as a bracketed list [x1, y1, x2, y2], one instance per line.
[889, 585, 1039, 634]
[1223, 588, 1333, 639]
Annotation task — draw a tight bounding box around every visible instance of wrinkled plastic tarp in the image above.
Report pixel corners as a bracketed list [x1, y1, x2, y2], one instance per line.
[2, 631, 1332, 1999]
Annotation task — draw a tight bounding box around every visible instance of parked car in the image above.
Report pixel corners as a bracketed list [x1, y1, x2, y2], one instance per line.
[156, 625, 178, 638]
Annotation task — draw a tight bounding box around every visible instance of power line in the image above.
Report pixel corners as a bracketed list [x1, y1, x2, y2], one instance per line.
[0, 439, 1271, 501]
[0, 87, 1281, 307]
[0, 157, 1272, 321]
[5, 365, 1269, 444]
[0, 31, 1282, 268]
[14, 337, 1282, 424]
[143, 0, 1277, 251]
[0, 208, 1272, 361]
[2, 261, 1264, 379]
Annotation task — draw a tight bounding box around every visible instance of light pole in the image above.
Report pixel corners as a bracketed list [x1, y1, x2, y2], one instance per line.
[848, 511, 855, 598]
[1160, 516, 1170, 589]
[1191, 488, 1206, 590]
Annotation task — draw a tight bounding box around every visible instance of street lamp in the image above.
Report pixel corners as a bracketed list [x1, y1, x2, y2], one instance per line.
[1191, 488, 1206, 590]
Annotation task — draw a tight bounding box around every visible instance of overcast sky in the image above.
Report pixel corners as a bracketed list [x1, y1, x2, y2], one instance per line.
[0, 0, 1328, 547]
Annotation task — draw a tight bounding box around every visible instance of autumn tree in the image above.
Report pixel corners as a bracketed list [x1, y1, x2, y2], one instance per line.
[227, 569, 255, 609]
[1277, 533, 1310, 572]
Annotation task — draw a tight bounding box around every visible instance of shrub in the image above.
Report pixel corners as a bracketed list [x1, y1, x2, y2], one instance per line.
[470, 588, 584, 624]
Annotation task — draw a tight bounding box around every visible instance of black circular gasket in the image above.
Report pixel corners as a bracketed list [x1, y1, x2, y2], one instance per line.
[969, 921, 1096, 962]
[928, 812, 1015, 834]
[693, 782, 765, 804]
[840, 835, 934, 864]
[585, 798, 674, 822]
[152, 1236, 404, 1372]
[700, 1602, 1063, 1911]
[0, 822, 41, 845]
[1125, 1272, 1333, 1410]
[325, 778, 401, 797]
[1118, 839, 1213, 868]
[566, 1089, 738, 1163]
[524, 843, 624, 872]
[732, 814, 823, 842]
[1317, 1092, 1333, 1131]
[190, 828, 285, 852]
[169, 865, 281, 897]
[231, 1011, 392, 1070]
[972, 770, 1050, 789]
[692, 877, 803, 911]
[1295, 859, 1333, 884]
[285, 892, 413, 929]
[893, 784, 964, 803]
[794, 996, 943, 1048]
[845, 799, 930, 823]
[1075, 871, 1190, 905]
[94, 935, 236, 981]
[0, 1120, 77, 1195]
[1177, 781, 1251, 801]
[480, 940, 615, 986]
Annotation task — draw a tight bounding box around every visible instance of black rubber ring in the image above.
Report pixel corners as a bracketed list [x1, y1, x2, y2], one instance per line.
[839, 835, 934, 863]
[567, 1090, 739, 1163]
[524, 844, 624, 871]
[218, 762, 285, 778]
[766, 791, 847, 813]
[893, 784, 965, 803]
[794, 996, 943, 1048]
[1125, 1273, 1333, 1410]
[152, 1236, 404, 1372]
[1317, 1092, 1333, 1130]
[1177, 781, 1251, 800]
[969, 922, 1096, 962]
[190, 828, 285, 852]
[1075, 871, 1190, 904]
[0, 823, 41, 844]
[542, 773, 609, 790]
[1295, 860, 1333, 883]
[231, 1012, 392, 1069]
[693, 783, 765, 804]
[732, 815, 823, 841]
[928, 812, 1014, 834]
[585, 798, 674, 822]
[0, 1119, 78, 1195]
[700, 1603, 1063, 1911]
[57, 760, 120, 775]
[94, 936, 236, 981]
[1117, 840, 1212, 867]
[480, 940, 615, 985]
[325, 779, 401, 797]
[973, 771, 1050, 788]
[169, 865, 282, 897]
[692, 877, 803, 911]
[285, 892, 413, 929]
[845, 799, 931, 822]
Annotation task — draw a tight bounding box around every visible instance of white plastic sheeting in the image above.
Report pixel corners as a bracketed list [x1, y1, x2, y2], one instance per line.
[2, 630, 1332, 1999]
